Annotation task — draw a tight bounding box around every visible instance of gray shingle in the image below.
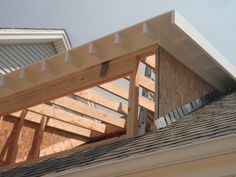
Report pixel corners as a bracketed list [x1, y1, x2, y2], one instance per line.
[1, 91, 236, 177]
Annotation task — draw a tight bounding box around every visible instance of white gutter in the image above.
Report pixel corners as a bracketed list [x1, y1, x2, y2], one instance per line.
[46, 134, 236, 177]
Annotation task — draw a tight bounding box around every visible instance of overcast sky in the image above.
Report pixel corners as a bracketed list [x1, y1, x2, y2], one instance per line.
[0, 0, 235, 66]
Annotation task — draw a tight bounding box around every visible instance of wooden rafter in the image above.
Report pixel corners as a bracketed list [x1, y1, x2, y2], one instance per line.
[0, 45, 158, 167]
[10, 112, 92, 138]
[31, 115, 48, 159]
[99, 81, 154, 112]
[28, 104, 107, 133]
[52, 97, 125, 128]
[6, 110, 27, 164]
[142, 55, 155, 69]
[74, 89, 128, 115]
[125, 74, 155, 93]
[39, 138, 85, 157]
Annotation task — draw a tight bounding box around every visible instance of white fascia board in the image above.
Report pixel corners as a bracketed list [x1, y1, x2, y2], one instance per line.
[171, 10, 236, 81]
[46, 134, 236, 177]
[0, 29, 71, 50]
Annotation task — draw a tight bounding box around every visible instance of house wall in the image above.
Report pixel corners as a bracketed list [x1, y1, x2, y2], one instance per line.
[0, 42, 57, 75]
[159, 47, 214, 116]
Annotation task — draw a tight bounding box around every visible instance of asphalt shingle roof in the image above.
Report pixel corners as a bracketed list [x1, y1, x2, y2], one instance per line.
[1, 91, 236, 177]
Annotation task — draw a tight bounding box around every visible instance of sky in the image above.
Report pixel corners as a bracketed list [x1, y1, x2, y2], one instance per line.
[0, 0, 235, 66]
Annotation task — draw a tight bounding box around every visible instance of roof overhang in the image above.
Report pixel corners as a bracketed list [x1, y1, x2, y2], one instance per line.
[159, 11, 236, 92]
[47, 134, 236, 177]
[0, 10, 235, 115]
[0, 28, 71, 52]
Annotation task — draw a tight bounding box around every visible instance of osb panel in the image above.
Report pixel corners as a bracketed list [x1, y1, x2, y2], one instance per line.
[16, 124, 35, 160]
[0, 119, 15, 166]
[159, 47, 214, 116]
[0, 117, 84, 167]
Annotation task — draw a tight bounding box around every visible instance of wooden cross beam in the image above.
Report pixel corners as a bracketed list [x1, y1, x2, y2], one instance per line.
[74, 89, 128, 115]
[31, 115, 48, 159]
[0, 53, 137, 116]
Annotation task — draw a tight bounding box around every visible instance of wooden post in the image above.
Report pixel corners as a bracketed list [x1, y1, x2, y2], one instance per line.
[6, 110, 27, 164]
[153, 46, 160, 130]
[31, 115, 47, 159]
[0, 116, 3, 135]
[127, 57, 140, 138]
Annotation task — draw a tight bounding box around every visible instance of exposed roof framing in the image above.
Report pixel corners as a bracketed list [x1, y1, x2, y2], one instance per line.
[0, 51, 156, 166]
[2, 91, 236, 177]
[0, 45, 156, 116]
[0, 10, 235, 114]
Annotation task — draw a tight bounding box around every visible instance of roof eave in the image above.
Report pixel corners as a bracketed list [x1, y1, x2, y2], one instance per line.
[0, 28, 71, 51]
[48, 134, 236, 177]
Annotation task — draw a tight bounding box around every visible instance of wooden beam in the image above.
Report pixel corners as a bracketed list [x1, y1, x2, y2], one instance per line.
[0, 53, 136, 116]
[31, 115, 48, 159]
[99, 81, 155, 112]
[0, 116, 3, 130]
[153, 47, 160, 131]
[142, 54, 155, 69]
[10, 111, 92, 138]
[52, 97, 125, 128]
[6, 110, 27, 164]
[16, 138, 85, 163]
[16, 135, 127, 165]
[125, 74, 155, 93]
[27, 104, 106, 133]
[39, 138, 85, 157]
[127, 59, 140, 137]
[74, 89, 128, 114]
[154, 50, 159, 120]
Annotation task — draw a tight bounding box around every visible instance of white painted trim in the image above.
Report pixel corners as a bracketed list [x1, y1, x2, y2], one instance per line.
[171, 11, 236, 81]
[0, 29, 71, 50]
[45, 134, 236, 177]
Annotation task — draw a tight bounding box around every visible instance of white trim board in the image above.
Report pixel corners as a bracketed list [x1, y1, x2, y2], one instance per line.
[0, 29, 71, 52]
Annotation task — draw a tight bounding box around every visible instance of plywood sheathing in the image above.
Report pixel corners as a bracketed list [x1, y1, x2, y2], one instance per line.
[0, 117, 87, 166]
[159, 47, 214, 116]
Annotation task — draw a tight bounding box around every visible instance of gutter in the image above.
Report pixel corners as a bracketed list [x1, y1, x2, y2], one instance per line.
[46, 134, 236, 177]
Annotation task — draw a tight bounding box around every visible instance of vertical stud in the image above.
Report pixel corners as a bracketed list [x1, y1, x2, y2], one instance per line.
[153, 46, 160, 130]
[127, 57, 140, 138]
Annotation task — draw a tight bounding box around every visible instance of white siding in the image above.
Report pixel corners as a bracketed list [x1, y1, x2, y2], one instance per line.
[0, 42, 57, 75]
[54, 40, 66, 54]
